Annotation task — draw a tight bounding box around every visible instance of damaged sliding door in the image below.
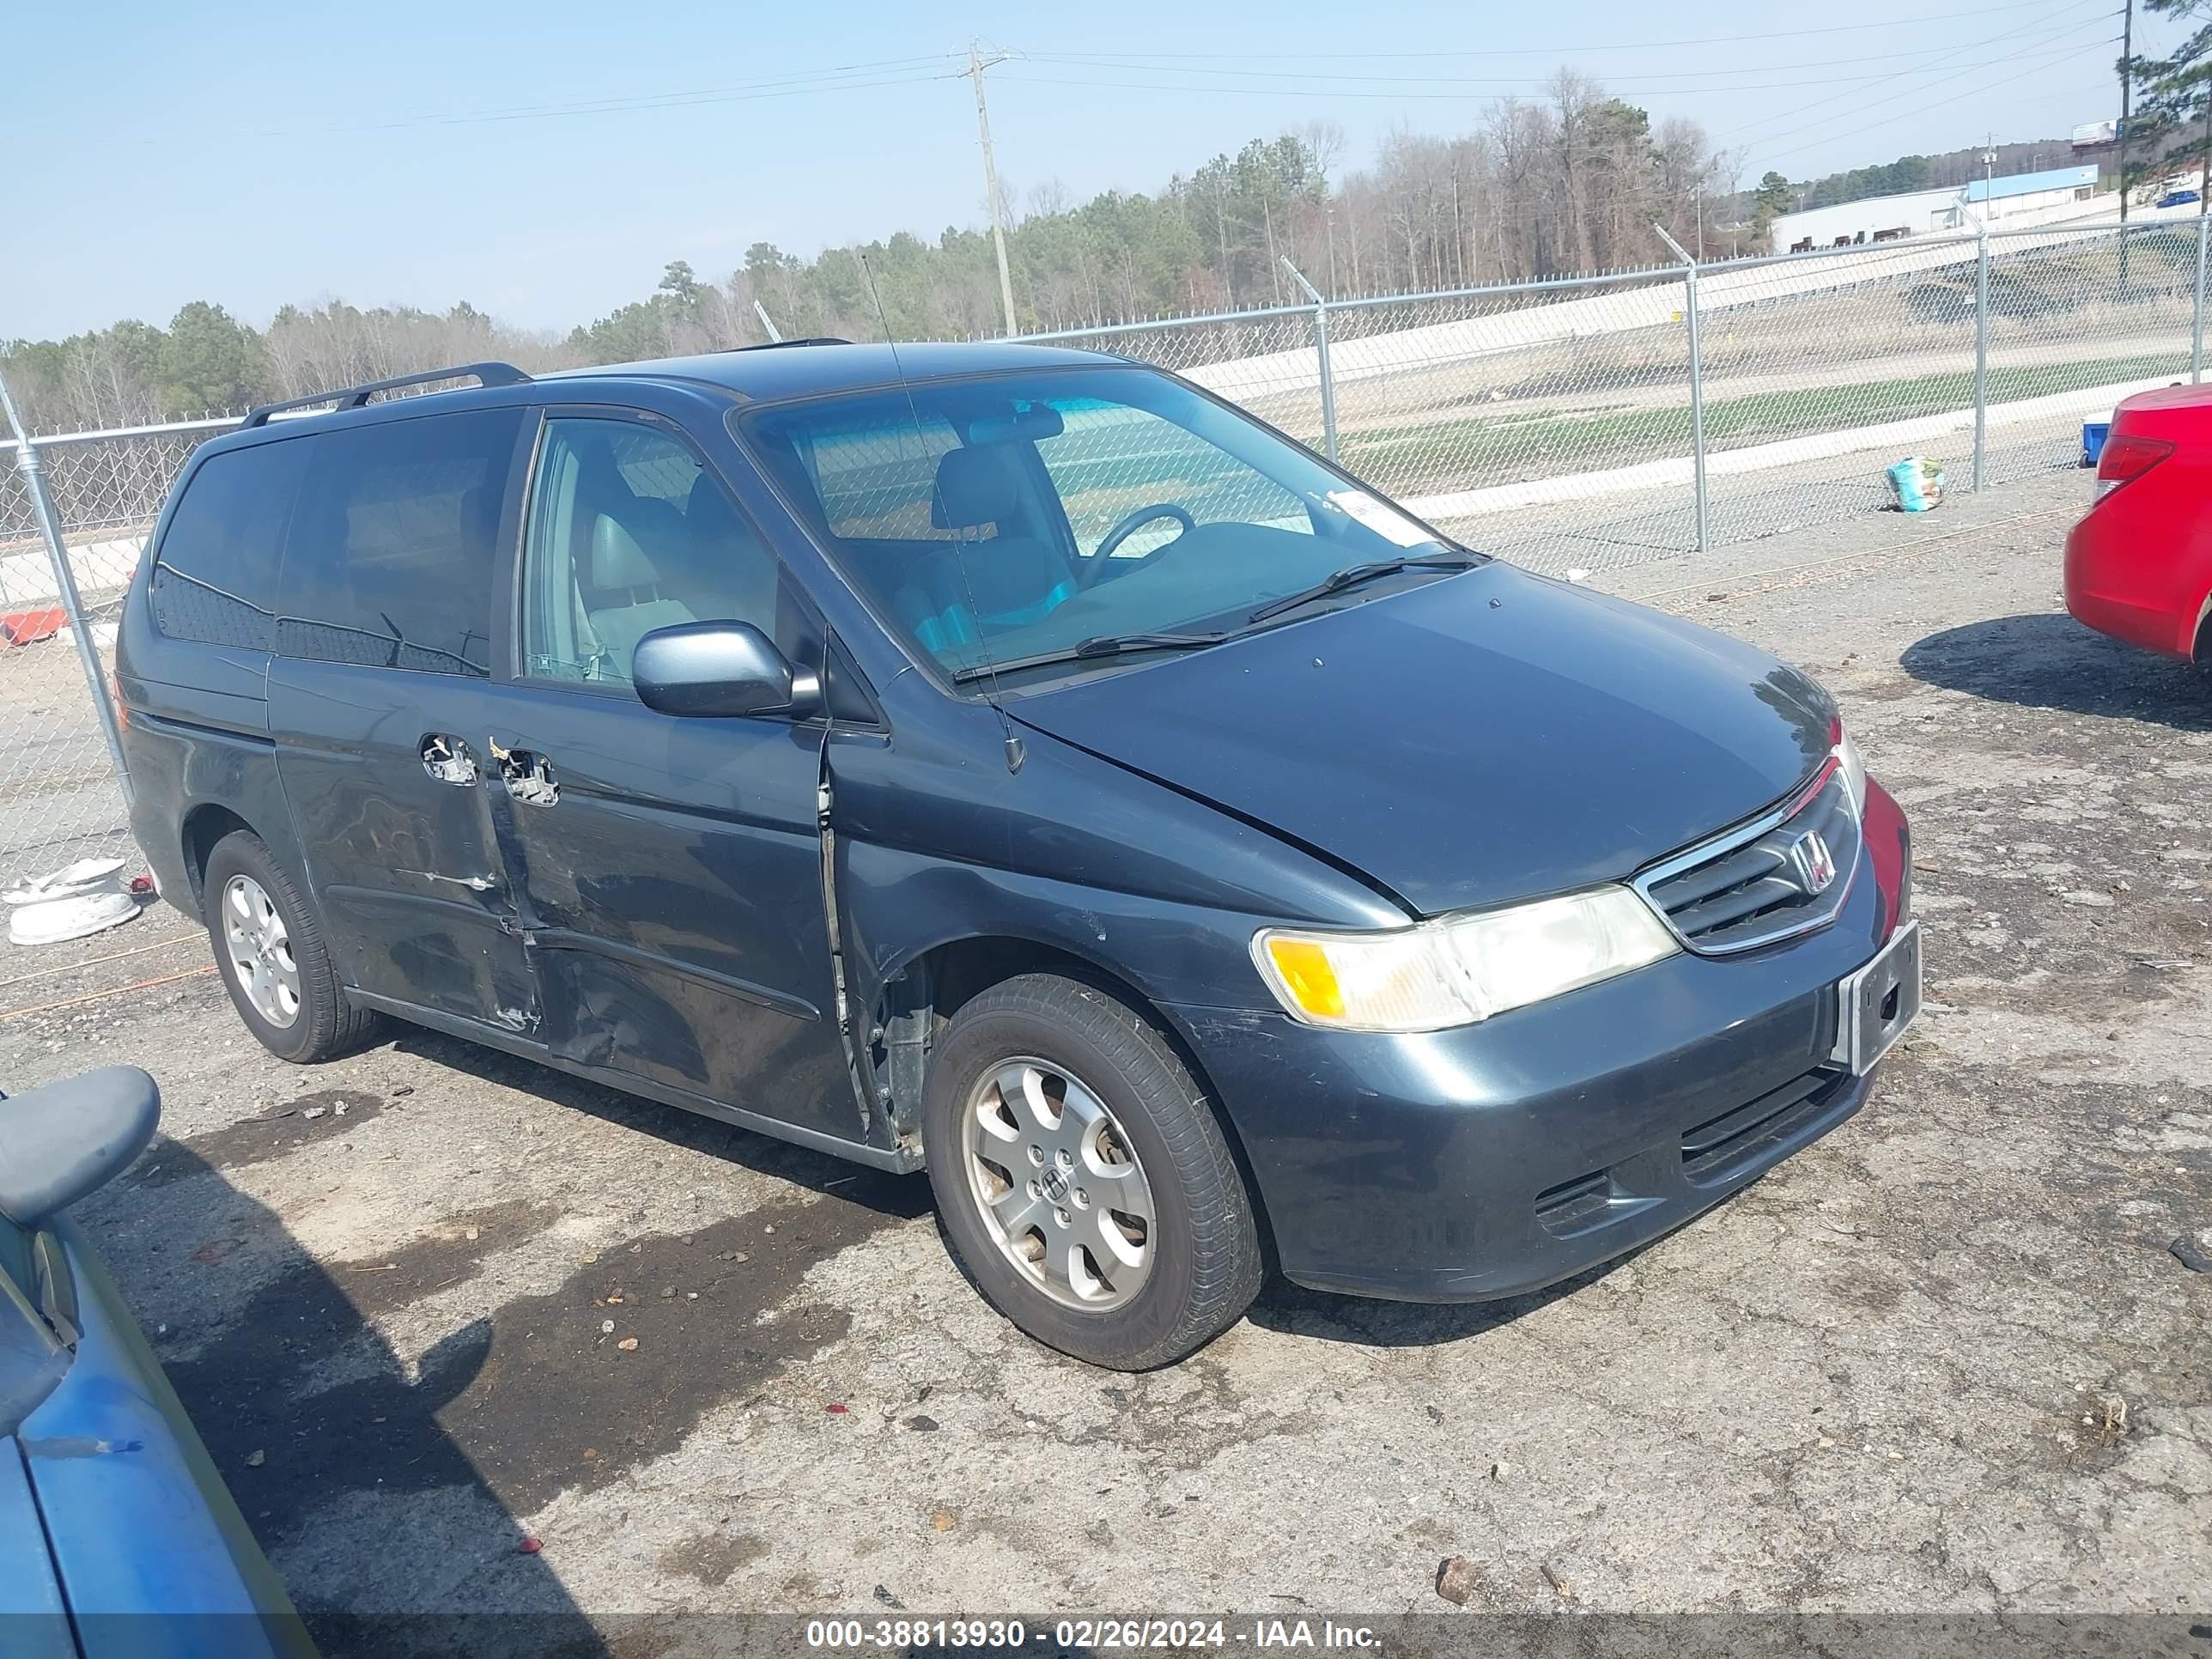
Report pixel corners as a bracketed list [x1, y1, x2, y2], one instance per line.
[471, 678, 857, 1139]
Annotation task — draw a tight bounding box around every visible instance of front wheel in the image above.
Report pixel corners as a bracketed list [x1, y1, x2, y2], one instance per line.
[922, 974, 1263, 1370]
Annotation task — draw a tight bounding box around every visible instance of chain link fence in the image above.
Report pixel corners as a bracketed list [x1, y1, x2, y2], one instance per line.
[1, 411, 239, 884]
[2, 212, 2202, 884]
[1030, 214, 2207, 573]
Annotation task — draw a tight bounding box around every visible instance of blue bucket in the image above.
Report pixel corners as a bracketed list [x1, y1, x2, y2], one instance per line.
[2081, 420, 2112, 467]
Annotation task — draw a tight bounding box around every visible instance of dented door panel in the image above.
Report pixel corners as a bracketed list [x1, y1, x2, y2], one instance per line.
[471, 681, 860, 1142]
[269, 659, 538, 1027]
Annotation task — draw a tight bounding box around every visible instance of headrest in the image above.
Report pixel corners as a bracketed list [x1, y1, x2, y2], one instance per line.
[591, 498, 687, 588]
[931, 444, 1019, 531]
[592, 516, 656, 588]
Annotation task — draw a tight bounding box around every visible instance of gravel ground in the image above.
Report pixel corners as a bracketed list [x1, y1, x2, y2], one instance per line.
[1, 466, 2206, 1650]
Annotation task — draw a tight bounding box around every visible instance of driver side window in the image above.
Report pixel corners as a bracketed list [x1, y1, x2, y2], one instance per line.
[1033, 398, 1313, 560]
[522, 419, 781, 689]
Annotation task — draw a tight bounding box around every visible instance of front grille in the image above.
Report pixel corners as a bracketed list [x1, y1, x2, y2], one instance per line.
[1637, 768, 1861, 955]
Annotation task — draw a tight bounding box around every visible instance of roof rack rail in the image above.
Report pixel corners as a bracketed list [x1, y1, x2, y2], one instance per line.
[722, 337, 852, 352]
[242, 362, 532, 428]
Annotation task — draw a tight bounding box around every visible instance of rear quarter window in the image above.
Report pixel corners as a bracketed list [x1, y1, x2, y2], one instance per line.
[276, 408, 523, 677]
[147, 438, 311, 650]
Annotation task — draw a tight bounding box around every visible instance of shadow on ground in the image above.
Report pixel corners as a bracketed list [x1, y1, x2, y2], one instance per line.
[402, 1022, 1620, 1360]
[1902, 612, 2212, 726]
[387, 1026, 932, 1225]
[88, 1141, 607, 1659]
[91, 1039, 937, 1656]
[1247, 1246, 1640, 1350]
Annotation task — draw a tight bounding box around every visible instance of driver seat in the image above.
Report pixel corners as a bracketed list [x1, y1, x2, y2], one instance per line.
[895, 445, 1074, 653]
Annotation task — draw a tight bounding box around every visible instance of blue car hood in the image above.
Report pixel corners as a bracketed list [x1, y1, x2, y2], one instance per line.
[1008, 562, 1835, 917]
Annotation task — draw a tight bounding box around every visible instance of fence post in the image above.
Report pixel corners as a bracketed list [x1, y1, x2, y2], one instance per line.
[2195, 213, 2207, 385]
[0, 371, 134, 811]
[1653, 226, 1708, 552]
[1972, 227, 1990, 493]
[1280, 257, 1339, 463]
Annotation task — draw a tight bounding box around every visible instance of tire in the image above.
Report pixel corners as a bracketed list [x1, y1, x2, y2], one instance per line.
[202, 830, 381, 1064]
[922, 973, 1262, 1370]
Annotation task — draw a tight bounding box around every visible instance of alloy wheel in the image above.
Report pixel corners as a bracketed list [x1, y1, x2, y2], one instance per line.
[222, 873, 301, 1029]
[960, 1056, 1157, 1311]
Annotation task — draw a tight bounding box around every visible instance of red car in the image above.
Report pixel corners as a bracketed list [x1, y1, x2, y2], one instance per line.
[2065, 384, 2212, 661]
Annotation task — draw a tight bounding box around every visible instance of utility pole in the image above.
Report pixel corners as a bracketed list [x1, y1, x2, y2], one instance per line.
[2119, 0, 2136, 286]
[966, 41, 1018, 337]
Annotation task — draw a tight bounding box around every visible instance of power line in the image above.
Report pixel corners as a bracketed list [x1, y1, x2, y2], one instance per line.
[1725, 10, 2121, 158]
[1023, 16, 2107, 88]
[1017, 1, 2106, 63]
[1717, 0, 2108, 142]
[994, 1, 2110, 116]
[1757, 33, 2126, 167]
[996, 43, 2100, 107]
[995, 65, 2038, 102]
[213, 58, 967, 140]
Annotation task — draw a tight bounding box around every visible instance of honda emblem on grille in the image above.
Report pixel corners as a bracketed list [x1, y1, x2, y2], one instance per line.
[1788, 830, 1838, 895]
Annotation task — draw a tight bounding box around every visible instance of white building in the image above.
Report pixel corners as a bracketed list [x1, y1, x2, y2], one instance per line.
[1774, 165, 2103, 252]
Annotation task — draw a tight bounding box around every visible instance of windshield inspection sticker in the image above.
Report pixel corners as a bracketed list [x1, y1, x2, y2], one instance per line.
[1325, 489, 1436, 548]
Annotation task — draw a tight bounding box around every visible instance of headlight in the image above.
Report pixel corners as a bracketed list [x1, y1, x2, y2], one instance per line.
[1835, 732, 1868, 811]
[1254, 886, 1680, 1033]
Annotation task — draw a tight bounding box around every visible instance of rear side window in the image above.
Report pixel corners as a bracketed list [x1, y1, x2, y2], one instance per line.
[276, 409, 522, 676]
[148, 439, 310, 650]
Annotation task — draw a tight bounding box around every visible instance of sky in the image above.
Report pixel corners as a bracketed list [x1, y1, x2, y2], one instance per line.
[2, 0, 2159, 342]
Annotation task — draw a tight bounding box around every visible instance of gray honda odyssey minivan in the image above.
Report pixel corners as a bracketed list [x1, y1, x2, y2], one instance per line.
[117, 344, 1917, 1369]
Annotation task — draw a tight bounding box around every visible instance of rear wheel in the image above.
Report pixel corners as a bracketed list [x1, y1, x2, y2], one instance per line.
[202, 830, 380, 1063]
[922, 974, 1262, 1370]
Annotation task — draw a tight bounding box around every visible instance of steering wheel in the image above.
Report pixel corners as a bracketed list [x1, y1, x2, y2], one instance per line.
[1079, 503, 1197, 588]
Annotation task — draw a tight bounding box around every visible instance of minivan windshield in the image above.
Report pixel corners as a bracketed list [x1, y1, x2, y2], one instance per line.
[739, 367, 1476, 683]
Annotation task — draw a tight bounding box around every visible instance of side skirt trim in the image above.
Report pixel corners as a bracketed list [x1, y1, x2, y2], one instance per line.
[343, 988, 926, 1174]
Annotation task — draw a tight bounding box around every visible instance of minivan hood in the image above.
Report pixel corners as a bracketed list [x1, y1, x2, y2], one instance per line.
[1009, 563, 1835, 917]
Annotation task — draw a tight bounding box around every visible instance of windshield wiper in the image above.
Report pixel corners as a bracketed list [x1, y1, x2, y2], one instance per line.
[1246, 554, 1480, 625]
[948, 631, 1231, 684]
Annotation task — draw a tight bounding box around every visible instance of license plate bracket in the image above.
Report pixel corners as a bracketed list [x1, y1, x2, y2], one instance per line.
[1831, 920, 1921, 1075]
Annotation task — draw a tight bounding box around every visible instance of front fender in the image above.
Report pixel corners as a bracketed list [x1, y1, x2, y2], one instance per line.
[825, 713, 1404, 1024]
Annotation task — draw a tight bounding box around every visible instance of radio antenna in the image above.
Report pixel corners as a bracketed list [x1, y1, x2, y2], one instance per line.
[855, 250, 1024, 774]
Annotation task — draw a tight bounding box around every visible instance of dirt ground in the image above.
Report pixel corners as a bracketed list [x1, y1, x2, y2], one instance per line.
[1, 467, 2206, 1650]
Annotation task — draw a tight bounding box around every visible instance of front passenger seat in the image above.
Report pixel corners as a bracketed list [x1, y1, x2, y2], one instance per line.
[585, 504, 699, 681]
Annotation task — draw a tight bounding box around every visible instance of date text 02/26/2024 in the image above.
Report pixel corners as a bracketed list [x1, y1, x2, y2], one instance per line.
[804, 1618, 1382, 1650]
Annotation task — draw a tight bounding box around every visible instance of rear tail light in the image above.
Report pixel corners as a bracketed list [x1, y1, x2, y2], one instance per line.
[2094, 433, 2176, 501]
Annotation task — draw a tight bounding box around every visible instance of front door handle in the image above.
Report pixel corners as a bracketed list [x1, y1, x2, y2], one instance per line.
[488, 737, 559, 807]
[419, 734, 480, 787]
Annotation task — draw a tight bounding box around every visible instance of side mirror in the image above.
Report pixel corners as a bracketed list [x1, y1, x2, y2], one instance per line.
[633, 621, 820, 719]
[0, 1066, 159, 1225]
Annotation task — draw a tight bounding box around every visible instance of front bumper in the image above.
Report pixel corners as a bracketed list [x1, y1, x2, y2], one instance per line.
[1172, 778, 1911, 1303]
